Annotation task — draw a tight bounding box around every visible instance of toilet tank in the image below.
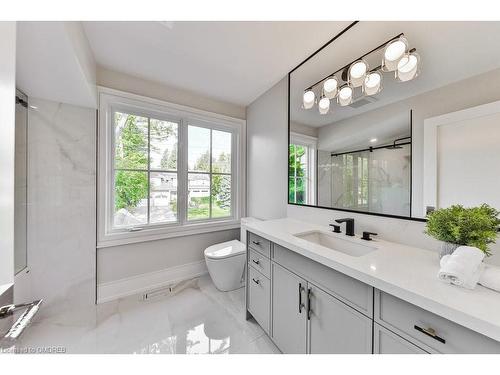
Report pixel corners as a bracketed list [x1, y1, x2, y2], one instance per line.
[240, 217, 262, 245]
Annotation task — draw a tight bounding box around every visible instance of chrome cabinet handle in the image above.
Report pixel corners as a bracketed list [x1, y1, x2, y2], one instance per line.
[252, 278, 260, 285]
[252, 259, 260, 265]
[414, 325, 446, 344]
[298, 283, 305, 313]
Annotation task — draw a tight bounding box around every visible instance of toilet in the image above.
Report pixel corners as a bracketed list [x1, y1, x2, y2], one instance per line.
[204, 217, 260, 291]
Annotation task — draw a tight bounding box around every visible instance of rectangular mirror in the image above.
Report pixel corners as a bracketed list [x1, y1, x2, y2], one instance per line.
[289, 21, 500, 220]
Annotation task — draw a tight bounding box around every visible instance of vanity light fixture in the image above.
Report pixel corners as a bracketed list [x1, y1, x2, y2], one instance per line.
[396, 50, 420, 82]
[318, 95, 330, 115]
[303, 89, 315, 109]
[338, 85, 353, 106]
[301, 33, 419, 112]
[363, 71, 383, 96]
[348, 60, 368, 87]
[323, 76, 339, 99]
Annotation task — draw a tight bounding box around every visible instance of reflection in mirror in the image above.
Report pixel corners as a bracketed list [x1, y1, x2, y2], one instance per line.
[289, 21, 500, 219]
[15, 90, 28, 274]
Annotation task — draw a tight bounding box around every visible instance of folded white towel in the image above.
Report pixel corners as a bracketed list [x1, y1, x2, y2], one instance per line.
[479, 265, 500, 292]
[437, 246, 485, 289]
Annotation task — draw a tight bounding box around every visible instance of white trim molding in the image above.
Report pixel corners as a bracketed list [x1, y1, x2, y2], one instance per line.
[97, 86, 246, 247]
[97, 260, 208, 304]
[423, 99, 500, 216]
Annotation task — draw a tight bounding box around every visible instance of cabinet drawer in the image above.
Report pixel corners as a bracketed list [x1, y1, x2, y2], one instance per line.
[375, 290, 500, 354]
[248, 248, 271, 278]
[374, 323, 428, 354]
[248, 267, 270, 333]
[273, 244, 373, 317]
[248, 232, 271, 258]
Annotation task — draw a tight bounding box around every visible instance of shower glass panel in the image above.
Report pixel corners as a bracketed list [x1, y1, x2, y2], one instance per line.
[329, 144, 410, 217]
[14, 90, 28, 274]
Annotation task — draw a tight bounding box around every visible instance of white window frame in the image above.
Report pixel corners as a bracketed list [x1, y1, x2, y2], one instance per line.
[97, 87, 245, 248]
[290, 132, 317, 205]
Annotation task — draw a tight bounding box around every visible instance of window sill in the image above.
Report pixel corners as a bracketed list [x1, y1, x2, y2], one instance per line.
[97, 219, 241, 248]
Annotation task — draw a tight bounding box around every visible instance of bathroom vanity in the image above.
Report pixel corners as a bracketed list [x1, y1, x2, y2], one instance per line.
[244, 218, 500, 354]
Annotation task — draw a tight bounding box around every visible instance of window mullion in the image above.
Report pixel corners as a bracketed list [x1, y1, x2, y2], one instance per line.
[209, 129, 213, 219]
[147, 117, 151, 225]
[179, 119, 188, 226]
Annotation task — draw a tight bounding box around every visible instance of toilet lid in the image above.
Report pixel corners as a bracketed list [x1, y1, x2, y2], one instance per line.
[204, 240, 245, 260]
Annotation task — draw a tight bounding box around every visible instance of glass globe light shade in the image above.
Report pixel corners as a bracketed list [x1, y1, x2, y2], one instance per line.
[383, 36, 408, 71]
[363, 71, 382, 96]
[337, 85, 353, 106]
[303, 89, 315, 109]
[323, 77, 338, 99]
[396, 52, 420, 82]
[318, 96, 330, 115]
[348, 60, 368, 87]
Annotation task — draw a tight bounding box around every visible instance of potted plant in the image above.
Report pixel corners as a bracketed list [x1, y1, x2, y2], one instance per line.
[425, 204, 500, 258]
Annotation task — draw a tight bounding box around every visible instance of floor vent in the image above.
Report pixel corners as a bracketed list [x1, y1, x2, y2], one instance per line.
[141, 278, 199, 301]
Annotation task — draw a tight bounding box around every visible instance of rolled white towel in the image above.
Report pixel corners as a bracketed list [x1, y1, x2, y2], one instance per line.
[437, 246, 485, 289]
[479, 265, 500, 292]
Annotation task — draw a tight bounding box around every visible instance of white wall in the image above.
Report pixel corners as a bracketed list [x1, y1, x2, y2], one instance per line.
[0, 22, 16, 290]
[21, 98, 97, 312]
[246, 77, 288, 220]
[97, 67, 245, 120]
[16, 22, 97, 109]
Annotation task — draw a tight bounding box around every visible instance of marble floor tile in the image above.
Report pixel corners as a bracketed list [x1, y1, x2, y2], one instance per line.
[10, 275, 278, 354]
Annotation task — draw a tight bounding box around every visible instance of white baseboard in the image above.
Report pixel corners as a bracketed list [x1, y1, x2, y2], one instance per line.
[97, 260, 208, 304]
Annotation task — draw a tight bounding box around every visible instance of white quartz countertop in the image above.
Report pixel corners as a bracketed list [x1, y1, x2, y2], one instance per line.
[244, 218, 500, 342]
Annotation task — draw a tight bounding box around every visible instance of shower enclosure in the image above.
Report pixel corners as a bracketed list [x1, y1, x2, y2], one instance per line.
[319, 139, 411, 217]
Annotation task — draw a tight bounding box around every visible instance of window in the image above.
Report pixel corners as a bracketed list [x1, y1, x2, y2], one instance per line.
[113, 112, 179, 227]
[187, 125, 232, 220]
[98, 89, 244, 247]
[288, 133, 317, 205]
[289, 144, 308, 204]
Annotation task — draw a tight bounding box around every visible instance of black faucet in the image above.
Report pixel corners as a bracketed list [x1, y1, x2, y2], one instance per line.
[335, 218, 355, 236]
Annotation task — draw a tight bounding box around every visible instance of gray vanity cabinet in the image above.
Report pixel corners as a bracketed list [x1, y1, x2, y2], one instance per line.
[271, 263, 308, 353]
[308, 284, 372, 354]
[269, 241, 373, 354]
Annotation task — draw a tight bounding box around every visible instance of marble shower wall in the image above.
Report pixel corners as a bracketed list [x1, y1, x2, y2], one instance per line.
[21, 98, 96, 311]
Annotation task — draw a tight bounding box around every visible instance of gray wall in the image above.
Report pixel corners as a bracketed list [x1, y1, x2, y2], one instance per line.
[97, 67, 246, 120]
[246, 77, 288, 220]
[98, 229, 239, 284]
[0, 22, 17, 290]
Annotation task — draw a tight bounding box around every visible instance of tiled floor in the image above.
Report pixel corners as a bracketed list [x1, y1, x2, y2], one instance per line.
[10, 275, 280, 354]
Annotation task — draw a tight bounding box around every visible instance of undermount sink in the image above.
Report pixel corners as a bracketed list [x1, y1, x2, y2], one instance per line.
[294, 230, 377, 257]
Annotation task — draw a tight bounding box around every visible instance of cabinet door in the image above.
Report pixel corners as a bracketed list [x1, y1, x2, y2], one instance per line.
[272, 263, 307, 353]
[374, 323, 428, 354]
[308, 284, 372, 354]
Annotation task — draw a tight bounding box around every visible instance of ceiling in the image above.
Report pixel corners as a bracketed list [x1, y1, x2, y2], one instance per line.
[82, 21, 351, 107]
[290, 21, 500, 127]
